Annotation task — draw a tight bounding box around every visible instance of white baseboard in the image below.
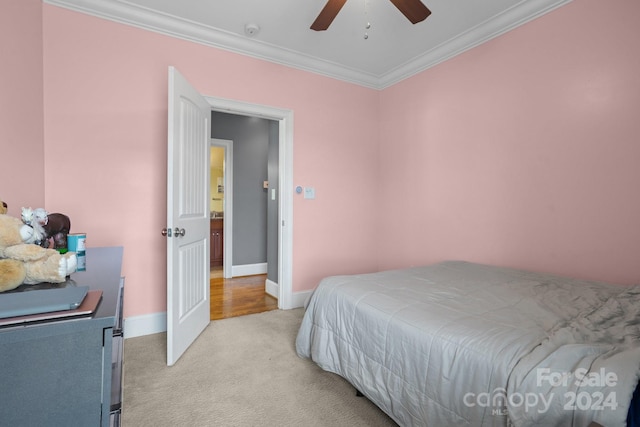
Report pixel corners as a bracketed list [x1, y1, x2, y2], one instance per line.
[290, 290, 312, 309]
[265, 278, 278, 299]
[124, 281, 310, 339]
[124, 312, 166, 339]
[266, 279, 309, 309]
[232, 262, 267, 277]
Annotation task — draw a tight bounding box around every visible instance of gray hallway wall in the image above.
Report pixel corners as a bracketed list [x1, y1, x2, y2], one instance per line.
[211, 111, 279, 282]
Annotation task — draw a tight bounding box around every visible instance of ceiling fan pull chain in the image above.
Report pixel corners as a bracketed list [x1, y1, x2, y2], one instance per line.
[364, 0, 371, 39]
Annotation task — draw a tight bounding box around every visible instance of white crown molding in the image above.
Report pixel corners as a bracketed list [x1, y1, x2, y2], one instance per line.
[379, 0, 573, 89]
[43, 0, 381, 88]
[44, 0, 570, 90]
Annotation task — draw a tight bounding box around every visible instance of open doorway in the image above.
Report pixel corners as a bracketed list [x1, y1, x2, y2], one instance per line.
[209, 139, 233, 279]
[208, 111, 283, 319]
[204, 96, 294, 311]
[211, 112, 276, 278]
[209, 144, 225, 272]
[166, 68, 294, 365]
[209, 138, 277, 320]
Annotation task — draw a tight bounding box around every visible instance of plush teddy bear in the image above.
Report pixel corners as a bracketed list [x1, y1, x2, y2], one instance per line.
[0, 212, 77, 292]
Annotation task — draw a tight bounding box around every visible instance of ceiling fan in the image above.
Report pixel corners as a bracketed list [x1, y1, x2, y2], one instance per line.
[311, 0, 431, 31]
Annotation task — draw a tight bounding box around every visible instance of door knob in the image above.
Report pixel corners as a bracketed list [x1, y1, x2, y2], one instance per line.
[174, 227, 186, 237]
[161, 228, 172, 237]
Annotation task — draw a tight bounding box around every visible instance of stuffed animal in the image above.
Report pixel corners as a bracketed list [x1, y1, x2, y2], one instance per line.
[0, 200, 6, 214]
[43, 213, 71, 249]
[0, 212, 77, 292]
[21, 207, 71, 249]
[20, 207, 47, 246]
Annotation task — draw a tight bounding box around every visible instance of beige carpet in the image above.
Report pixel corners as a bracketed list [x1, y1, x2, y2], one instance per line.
[122, 308, 398, 426]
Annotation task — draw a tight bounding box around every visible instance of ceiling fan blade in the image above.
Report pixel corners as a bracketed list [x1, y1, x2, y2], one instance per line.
[388, 0, 431, 24]
[311, 0, 348, 31]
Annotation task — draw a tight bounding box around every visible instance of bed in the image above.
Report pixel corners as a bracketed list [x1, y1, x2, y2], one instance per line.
[295, 261, 640, 427]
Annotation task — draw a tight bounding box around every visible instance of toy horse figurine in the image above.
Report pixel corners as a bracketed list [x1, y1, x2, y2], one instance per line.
[21, 207, 71, 250]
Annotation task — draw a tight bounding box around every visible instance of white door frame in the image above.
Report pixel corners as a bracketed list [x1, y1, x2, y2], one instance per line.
[210, 139, 233, 279]
[205, 96, 294, 310]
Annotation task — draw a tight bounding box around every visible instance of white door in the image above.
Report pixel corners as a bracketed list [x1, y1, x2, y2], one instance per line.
[166, 66, 211, 366]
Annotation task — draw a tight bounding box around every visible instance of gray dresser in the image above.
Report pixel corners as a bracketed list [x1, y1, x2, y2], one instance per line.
[0, 246, 124, 427]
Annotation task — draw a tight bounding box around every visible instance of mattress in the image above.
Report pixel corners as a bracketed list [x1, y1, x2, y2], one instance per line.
[295, 261, 640, 426]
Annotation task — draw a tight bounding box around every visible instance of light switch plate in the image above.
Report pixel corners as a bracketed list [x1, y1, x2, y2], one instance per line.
[304, 187, 315, 199]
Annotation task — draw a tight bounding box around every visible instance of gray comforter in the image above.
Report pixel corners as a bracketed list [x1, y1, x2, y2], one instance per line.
[295, 261, 640, 426]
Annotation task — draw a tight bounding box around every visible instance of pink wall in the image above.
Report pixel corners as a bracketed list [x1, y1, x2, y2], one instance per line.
[3, 0, 638, 320]
[0, 0, 45, 213]
[39, 5, 380, 317]
[379, 0, 640, 285]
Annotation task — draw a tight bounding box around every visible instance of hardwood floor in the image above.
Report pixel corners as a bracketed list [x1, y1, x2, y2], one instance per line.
[210, 267, 278, 320]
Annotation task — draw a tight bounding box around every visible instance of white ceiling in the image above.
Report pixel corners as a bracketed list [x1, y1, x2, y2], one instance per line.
[46, 0, 571, 89]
